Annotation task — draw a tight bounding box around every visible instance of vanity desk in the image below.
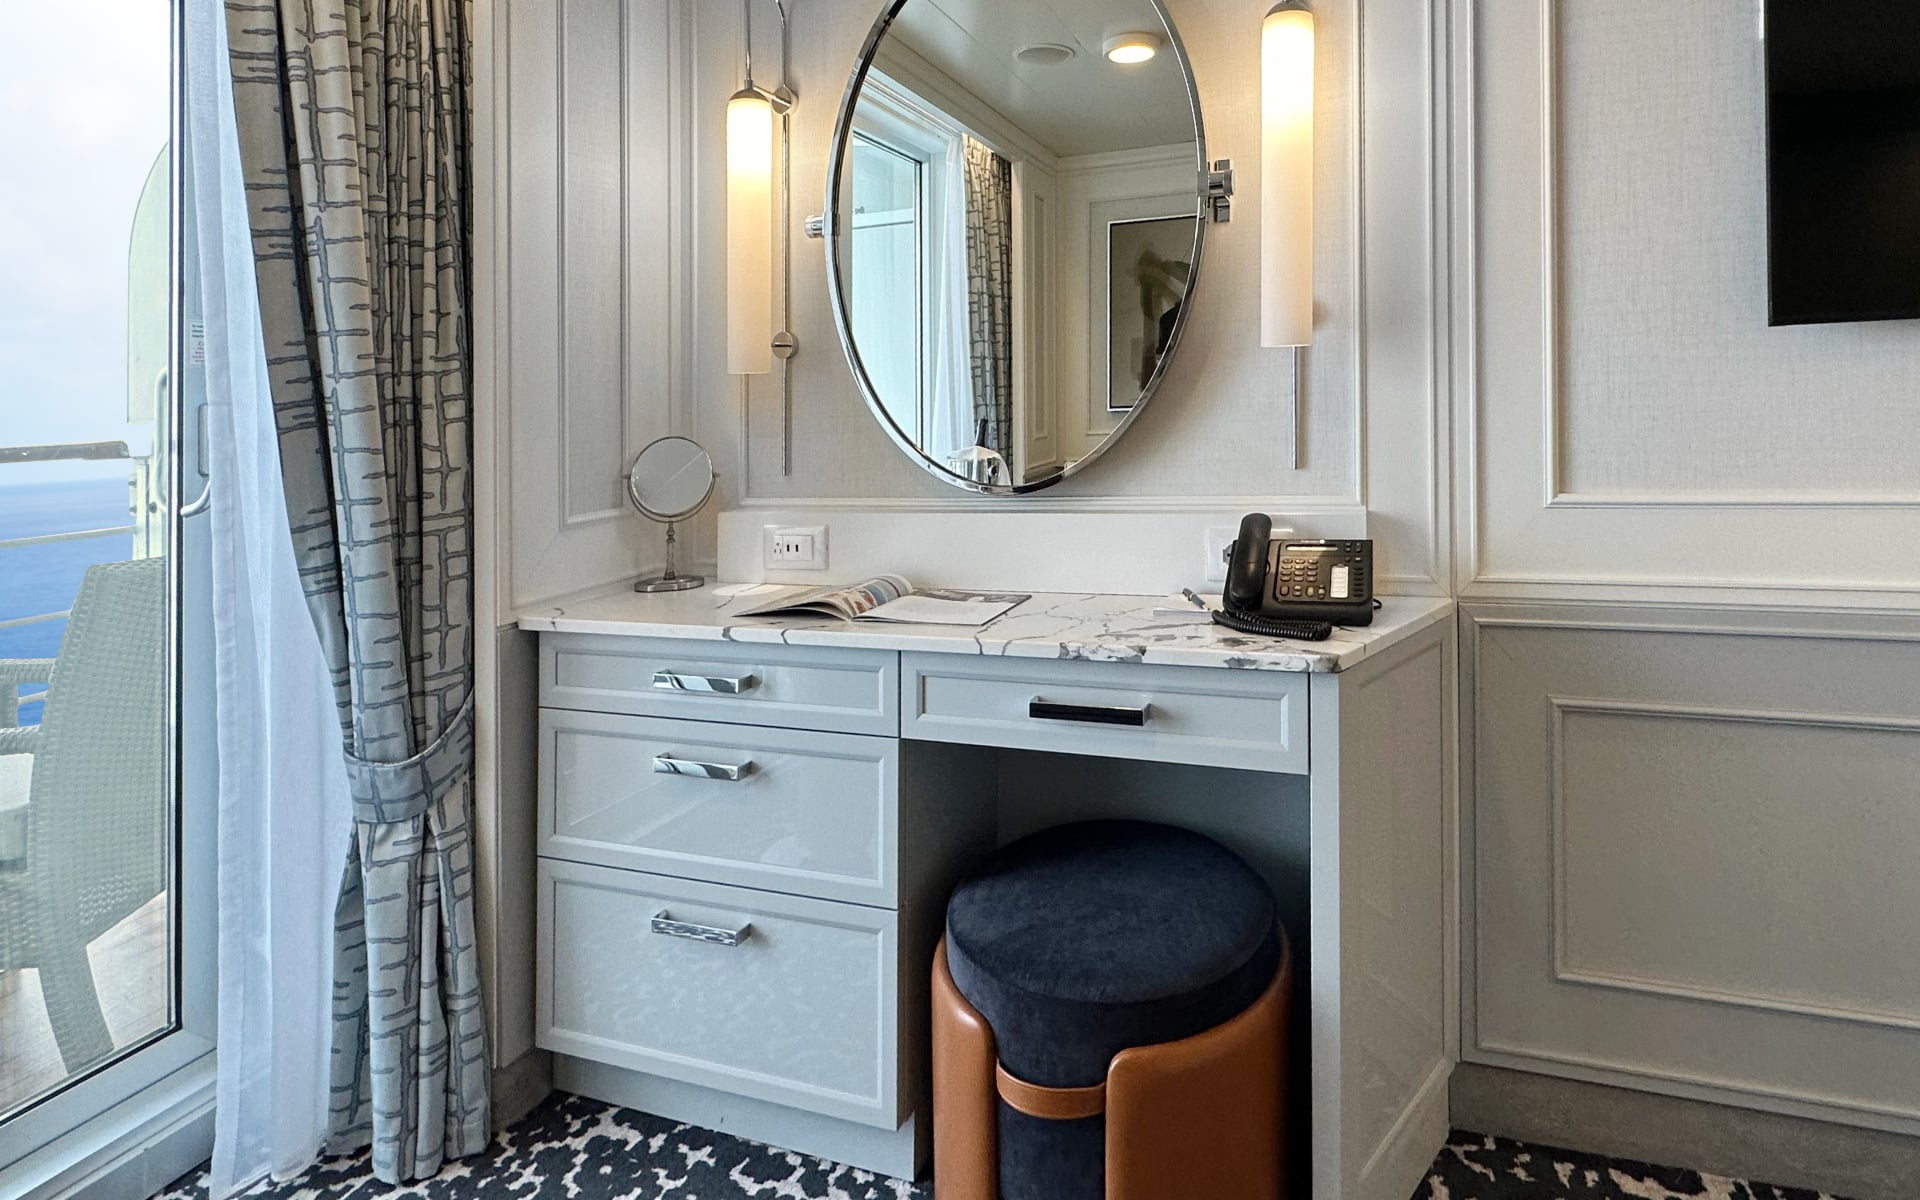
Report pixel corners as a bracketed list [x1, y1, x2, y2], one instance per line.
[519, 589, 1456, 1200]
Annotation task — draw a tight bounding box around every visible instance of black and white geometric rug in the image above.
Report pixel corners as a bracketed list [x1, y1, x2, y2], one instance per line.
[153, 1092, 1851, 1199]
[153, 1093, 924, 1199]
[1408, 1133, 1847, 1200]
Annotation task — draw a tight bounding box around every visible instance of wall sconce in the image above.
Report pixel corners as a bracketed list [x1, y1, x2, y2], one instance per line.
[726, 84, 775, 376]
[1260, 0, 1313, 351]
[727, 0, 800, 469]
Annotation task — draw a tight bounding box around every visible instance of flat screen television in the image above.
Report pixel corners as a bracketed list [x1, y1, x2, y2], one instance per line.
[1765, 0, 1920, 326]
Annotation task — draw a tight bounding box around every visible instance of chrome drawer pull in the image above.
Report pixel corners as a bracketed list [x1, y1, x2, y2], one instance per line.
[652, 670, 757, 695]
[651, 910, 751, 947]
[1028, 698, 1151, 727]
[653, 754, 753, 781]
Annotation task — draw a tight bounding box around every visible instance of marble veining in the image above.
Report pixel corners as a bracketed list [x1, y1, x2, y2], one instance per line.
[518, 587, 1453, 674]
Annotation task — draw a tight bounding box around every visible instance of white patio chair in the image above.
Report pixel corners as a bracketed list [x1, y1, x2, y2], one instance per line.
[0, 558, 167, 1073]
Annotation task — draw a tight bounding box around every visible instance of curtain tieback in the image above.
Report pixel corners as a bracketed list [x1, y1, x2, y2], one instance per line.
[344, 693, 476, 824]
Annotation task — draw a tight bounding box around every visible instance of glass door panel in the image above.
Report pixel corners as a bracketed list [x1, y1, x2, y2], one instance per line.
[0, 0, 186, 1128]
[849, 133, 926, 443]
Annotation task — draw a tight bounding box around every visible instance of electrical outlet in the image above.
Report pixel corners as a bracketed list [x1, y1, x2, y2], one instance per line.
[1202, 528, 1236, 583]
[764, 524, 828, 570]
[1202, 523, 1293, 583]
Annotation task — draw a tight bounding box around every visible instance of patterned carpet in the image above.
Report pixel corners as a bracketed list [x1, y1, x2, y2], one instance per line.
[153, 1092, 1851, 1199]
[1409, 1134, 1846, 1200]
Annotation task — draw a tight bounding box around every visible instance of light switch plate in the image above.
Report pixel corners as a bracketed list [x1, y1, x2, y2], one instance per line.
[764, 524, 828, 570]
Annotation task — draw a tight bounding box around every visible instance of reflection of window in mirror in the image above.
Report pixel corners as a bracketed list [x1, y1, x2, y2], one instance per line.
[849, 133, 924, 439]
[848, 76, 991, 467]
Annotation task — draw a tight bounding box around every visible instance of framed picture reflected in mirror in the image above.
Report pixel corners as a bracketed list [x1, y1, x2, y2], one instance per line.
[1106, 215, 1193, 413]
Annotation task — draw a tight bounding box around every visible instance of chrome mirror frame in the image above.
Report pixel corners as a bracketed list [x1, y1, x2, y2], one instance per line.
[822, 0, 1209, 496]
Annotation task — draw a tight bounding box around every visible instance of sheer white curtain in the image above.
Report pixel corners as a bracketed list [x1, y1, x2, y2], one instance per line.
[929, 134, 976, 463]
[186, 3, 355, 1194]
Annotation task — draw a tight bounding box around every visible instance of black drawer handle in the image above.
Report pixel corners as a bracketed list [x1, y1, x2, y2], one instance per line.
[1028, 698, 1150, 726]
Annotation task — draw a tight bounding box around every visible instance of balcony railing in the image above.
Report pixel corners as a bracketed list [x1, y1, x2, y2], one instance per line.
[1, 441, 145, 725]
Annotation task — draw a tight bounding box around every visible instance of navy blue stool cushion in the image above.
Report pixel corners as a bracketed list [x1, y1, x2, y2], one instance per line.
[945, 819, 1281, 1088]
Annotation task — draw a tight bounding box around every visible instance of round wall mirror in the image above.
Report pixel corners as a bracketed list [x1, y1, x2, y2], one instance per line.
[627, 436, 716, 592]
[826, 0, 1207, 495]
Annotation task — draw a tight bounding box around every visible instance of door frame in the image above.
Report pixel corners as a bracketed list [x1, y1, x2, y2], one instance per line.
[0, 0, 218, 1189]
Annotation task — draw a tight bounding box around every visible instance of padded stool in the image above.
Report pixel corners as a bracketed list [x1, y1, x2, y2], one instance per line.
[933, 820, 1290, 1200]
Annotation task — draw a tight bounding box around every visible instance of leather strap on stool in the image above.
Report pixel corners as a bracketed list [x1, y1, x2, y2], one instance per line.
[995, 1063, 1107, 1120]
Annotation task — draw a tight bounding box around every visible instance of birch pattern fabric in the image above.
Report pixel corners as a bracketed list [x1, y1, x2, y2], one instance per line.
[226, 0, 487, 1183]
[962, 136, 1014, 456]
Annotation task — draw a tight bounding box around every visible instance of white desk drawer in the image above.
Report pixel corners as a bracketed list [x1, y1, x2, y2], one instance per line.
[537, 860, 901, 1127]
[540, 634, 898, 736]
[540, 710, 897, 906]
[902, 653, 1309, 774]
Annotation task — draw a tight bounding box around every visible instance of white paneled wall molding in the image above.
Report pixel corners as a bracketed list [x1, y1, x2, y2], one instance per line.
[502, 0, 696, 610]
[1456, 0, 1920, 606]
[1463, 602, 1920, 1137]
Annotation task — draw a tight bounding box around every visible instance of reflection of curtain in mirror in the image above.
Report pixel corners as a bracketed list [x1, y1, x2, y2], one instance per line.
[930, 137, 974, 462]
[962, 137, 1013, 454]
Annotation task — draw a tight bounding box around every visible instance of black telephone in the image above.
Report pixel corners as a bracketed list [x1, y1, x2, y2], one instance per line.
[1217, 513, 1375, 639]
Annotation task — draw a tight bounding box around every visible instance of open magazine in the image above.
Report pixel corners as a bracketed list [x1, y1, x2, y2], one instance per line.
[733, 575, 1028, 627]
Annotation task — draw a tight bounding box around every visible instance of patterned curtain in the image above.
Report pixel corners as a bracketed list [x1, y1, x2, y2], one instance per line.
[962, 137, 1014, 455]
[227, 0, 488, 1183]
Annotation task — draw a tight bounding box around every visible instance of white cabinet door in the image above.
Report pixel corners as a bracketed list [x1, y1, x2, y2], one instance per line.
[537, 860, 903, 1128]
[541, 710, 899, 906]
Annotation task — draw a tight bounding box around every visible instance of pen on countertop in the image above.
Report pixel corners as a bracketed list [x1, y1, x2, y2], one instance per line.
[1181, 588, 1211, 611]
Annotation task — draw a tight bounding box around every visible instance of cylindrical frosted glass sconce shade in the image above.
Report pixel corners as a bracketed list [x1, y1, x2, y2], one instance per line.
[727, 88, 775, 375]
[1260, 4, 1314, 348]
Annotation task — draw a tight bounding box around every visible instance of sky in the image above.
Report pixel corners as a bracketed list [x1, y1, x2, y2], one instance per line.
[0, 2, 172, 486]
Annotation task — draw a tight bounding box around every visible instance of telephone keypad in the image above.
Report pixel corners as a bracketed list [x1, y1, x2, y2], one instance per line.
[1269, 541, 1372, 606]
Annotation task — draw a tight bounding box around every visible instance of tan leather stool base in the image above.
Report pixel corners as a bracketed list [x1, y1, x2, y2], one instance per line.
[931, 938, 1290, 1200]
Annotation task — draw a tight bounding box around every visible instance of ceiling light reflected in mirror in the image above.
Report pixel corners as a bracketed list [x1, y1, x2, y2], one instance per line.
[1102, 31, 1162, 64]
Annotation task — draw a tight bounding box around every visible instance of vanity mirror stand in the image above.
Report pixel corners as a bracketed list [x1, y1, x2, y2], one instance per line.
[626, 436, 716, 593]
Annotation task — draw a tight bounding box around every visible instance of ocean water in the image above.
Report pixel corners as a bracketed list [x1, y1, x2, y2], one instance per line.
[0, 478, 137, 725]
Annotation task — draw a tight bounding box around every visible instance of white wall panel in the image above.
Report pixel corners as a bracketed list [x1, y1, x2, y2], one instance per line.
[1465, 608, 1920, 1134]
[559, 0, 629, 524]
[1462, 0, 1920, 603]
[1552, 700, 1920, 1028]
[506, 0, 688, 607]
[1552, 2, 1920, 499]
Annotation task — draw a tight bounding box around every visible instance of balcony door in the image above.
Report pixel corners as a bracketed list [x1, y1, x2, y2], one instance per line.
[0, 0, 216, 1182]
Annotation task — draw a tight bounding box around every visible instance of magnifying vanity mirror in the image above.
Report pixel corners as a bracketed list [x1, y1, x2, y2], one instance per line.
[628, 436, 717, 592]
[826, 0, 1207, 494]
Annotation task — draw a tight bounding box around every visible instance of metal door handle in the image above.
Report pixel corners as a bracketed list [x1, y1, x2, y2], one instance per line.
[1028, 698, 1151, 727]
[652, 670, 757, 695]
[653, 754, 753, 781]
[651, 911, 751, 946]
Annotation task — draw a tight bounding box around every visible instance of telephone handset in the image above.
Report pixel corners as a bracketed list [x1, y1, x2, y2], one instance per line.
[1219, 513, 1376, 635]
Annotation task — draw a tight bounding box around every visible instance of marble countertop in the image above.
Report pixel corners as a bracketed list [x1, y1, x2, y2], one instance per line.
[517, 586, 1454, 673]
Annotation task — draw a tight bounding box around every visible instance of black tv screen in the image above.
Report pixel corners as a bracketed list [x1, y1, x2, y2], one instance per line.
[1765, 0, 1920, 326]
